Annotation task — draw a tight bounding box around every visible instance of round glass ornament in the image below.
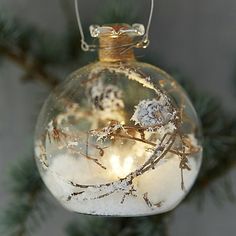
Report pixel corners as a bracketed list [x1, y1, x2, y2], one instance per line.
[35, 24, 202, 216]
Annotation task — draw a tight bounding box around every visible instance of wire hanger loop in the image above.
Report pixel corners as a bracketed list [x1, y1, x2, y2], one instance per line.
[74, 0, 155, 52]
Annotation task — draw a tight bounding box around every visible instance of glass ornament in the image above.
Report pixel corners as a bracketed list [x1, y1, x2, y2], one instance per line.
[34, 24, 202, 216]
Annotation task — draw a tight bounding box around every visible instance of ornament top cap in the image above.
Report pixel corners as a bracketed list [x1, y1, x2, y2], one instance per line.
[90, 24, 145, 38]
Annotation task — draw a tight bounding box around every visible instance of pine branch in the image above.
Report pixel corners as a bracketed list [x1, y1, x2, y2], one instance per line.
[193, 159, 236, 195]
[133, 214, 170, 236]
[195, 101, 236, 186]
[0, 11, 60, 87]
[0, 44, 59, 87]
[0, 157, 50, 236]
[0, 10, 82, 87]
[190, 139, 236, 198]
[65, 214, 170, 236]
[96, 0, 139, 25]
[174, 73, 236, 202]
[4, 191, 40, 236]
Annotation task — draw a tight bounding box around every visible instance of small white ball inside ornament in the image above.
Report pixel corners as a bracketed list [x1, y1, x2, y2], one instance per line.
[34, 23, 202, 216]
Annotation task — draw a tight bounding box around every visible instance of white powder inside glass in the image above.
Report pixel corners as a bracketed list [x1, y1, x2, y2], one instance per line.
[42, 151, 200, 216]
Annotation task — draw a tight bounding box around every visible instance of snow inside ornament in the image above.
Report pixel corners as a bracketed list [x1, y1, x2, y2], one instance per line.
[34, 24, 202, 216]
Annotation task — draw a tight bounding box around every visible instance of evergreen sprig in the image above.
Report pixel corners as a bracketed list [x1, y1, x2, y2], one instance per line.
[0, 157, 49, 236]
[0, 11, 73, 65]
[96, 0, 139, 25]
[65, 214, 170, 236]
[0, 11, 59, 87]
[172, 72, 236, 205]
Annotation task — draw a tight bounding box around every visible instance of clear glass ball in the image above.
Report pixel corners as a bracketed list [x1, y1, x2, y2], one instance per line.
[35, 61, 202, 216]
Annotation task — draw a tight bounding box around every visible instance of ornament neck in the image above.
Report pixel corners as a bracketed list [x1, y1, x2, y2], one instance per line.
[98, 34, 135, 62]
[90, 24, 145, 62]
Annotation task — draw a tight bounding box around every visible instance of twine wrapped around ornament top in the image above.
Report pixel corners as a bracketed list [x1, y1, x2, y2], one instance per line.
[98, 25, 135, 62]
[89, 24, 146, 62]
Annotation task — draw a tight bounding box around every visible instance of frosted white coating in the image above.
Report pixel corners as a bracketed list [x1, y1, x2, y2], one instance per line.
[35, 61, 202, 216]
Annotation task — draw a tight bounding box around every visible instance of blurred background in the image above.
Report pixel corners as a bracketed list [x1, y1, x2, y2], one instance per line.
[0, 0, 236, 235]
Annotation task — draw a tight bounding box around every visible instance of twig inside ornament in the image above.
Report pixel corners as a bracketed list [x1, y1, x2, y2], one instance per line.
[35, 62, 202, 210]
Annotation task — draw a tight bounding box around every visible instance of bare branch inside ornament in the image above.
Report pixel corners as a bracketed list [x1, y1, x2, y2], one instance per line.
[34, 59, 202, 216]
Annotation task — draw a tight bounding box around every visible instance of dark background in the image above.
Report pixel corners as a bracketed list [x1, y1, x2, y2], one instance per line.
[0, 0, 236, 235]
